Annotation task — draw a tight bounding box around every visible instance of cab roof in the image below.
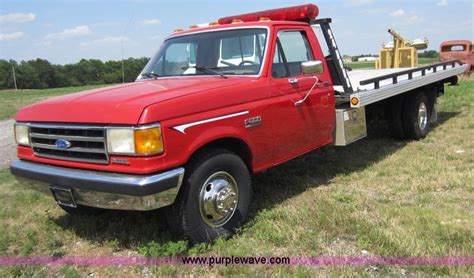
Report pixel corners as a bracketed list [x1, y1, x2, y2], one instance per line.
[167, 20, 309, 39]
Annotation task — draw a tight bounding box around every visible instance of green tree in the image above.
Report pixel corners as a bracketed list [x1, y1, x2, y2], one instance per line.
[418, 50, 439, 59]
[28, 59, 55, 88]
[52, 65, 71, 88]
[0, 57, 151, 89]
[0, 60, 14, 89]
[15, 61, 41, 89]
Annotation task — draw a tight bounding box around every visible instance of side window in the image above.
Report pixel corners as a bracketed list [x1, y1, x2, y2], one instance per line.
[449, 45, 466, 52]
[272, 31, 314, 78]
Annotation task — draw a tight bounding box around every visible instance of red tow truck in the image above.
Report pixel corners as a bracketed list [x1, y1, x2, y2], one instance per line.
[11, 4, 468, 242]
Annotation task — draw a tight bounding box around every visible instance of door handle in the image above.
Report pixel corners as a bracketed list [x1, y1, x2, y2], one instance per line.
[288, 78, 298, 84]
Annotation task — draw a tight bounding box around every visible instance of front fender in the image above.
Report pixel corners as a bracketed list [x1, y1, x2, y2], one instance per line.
[162, 118, 256, 170]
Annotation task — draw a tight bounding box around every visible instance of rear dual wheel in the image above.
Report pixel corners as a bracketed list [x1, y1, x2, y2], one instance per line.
[402, 91, 431, 140]
[388, 90, 432, 140]
[387, 95, 406, 139]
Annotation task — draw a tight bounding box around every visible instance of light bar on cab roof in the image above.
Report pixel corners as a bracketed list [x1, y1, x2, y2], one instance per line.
[218, 4, 319, 24]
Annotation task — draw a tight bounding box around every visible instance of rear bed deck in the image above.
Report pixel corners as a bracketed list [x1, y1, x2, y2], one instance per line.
[339, 62, 468, 107]
[349, 68, 417, 91]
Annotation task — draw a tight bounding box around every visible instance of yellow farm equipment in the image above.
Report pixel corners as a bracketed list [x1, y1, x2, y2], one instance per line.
[376, 29, 428, 69]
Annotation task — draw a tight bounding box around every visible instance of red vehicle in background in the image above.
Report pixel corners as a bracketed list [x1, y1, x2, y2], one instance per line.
[439, 40, 473, 73]
[10, 4, 468, 242]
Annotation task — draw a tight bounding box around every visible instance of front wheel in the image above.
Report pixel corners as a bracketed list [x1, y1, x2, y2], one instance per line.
[167, 149, 252, 243]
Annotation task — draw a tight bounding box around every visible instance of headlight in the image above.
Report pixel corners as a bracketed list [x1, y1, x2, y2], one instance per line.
[107, 129, 135, 154]
[107, 126, 163, 156]
[14, 124, 30, 146]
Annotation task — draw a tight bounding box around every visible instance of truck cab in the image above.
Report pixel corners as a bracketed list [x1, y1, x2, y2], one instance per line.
[439, 40, 473, 73]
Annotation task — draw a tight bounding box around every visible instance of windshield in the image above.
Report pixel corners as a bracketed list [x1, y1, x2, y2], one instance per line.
[140, 28, 268, 78]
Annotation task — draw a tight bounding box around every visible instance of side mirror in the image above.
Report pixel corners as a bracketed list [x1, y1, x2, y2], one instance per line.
[302, 60, 324, 75]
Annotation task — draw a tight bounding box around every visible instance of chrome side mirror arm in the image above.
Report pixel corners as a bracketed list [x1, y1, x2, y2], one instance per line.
[293, 60, 324, 106]
[294, 76, 319, 106]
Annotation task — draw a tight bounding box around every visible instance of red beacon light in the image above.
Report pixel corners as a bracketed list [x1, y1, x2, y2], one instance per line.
[218, 4, 319, 25]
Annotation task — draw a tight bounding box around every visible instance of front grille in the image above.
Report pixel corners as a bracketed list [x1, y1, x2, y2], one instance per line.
[29, 124, 109, 164]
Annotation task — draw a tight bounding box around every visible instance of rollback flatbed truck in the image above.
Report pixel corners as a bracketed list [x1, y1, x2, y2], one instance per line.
[10, 4, 468, 242]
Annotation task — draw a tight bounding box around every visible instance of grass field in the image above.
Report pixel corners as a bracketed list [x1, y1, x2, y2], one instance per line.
[0, 80, 473, 276]
[0, 85, 107, 121]
[347, 58, 439, 70]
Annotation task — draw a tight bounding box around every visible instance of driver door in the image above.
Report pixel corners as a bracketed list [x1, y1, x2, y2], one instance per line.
[269, 27, 333, 164]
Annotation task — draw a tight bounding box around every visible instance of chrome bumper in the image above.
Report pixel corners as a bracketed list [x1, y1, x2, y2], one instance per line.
[10, 159, 184, 211]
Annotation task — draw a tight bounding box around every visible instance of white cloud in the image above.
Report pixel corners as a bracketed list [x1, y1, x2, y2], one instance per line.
[388, 9, 423, 25]
[437, 0, 448, 6]
[0, 12, 35, 23]
[406, 14, 422, 24]
[0, 32, 24, 41]
[345, 0, 374, 6]
[34, 41, 52, 48]
[46, 25, 92, 39]
[141, 19, 162, 25]
[80, 36, 130, 47]
[389, 9, 406, 17]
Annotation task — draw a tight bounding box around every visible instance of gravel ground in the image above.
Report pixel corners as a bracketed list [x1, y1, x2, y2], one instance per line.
[0, 119, 16, 169]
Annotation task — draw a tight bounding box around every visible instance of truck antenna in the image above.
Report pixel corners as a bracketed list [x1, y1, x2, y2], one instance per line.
[12, 63, 17, 91]
[121, 9, 135, 83]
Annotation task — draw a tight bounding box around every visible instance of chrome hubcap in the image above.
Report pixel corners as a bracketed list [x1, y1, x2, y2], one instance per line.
[199, 171, 238, 227]
[418, 102, 428, 130]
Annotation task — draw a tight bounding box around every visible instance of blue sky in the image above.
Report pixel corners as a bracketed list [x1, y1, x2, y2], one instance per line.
[0, 0, 472, 64]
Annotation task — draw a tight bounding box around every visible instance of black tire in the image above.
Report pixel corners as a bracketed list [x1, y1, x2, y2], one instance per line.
[386, 95, 405, 139]
[402, 91, 431, 140]
[58, 204, 105, 215]
[450, 76, 458, 86]
[167, 149, 252, 243]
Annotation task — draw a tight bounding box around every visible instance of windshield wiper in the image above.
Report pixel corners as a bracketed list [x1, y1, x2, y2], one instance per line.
[190, 66, 227, 78]
[141, 72, 159, 79]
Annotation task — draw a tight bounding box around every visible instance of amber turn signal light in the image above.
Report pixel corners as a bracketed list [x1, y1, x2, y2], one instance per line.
[351, 97, 359, 106]
[134, 128, 164, 155]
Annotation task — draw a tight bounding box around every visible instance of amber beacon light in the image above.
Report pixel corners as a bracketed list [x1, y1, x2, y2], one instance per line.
[218, 4, 319, 24]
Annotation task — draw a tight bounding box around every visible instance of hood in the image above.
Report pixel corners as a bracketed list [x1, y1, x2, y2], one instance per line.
[16, 77, 249, 124]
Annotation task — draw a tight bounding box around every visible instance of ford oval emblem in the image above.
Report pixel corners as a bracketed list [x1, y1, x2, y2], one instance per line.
[55, 139, 72, 149]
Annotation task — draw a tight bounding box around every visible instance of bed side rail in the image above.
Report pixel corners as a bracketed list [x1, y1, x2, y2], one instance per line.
[350, 61, 467, 108]
[359, 60, 463, 89]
